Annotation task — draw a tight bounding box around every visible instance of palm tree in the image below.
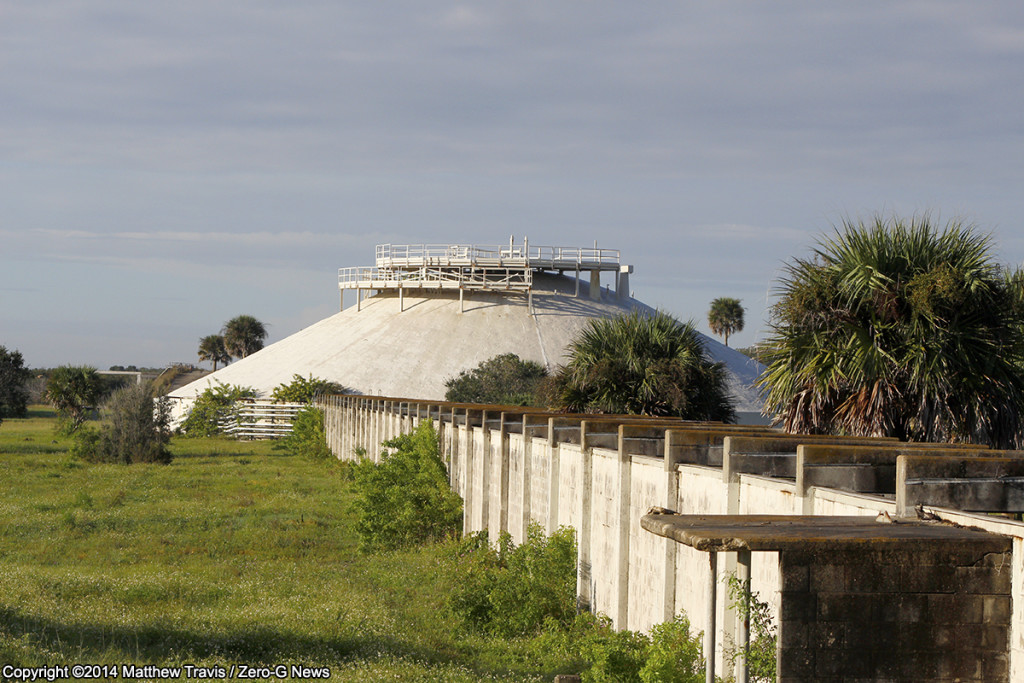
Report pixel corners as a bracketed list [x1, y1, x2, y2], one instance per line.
[708, 297, 745, 346]
[222, 315, 268, 359]
[553, 310, 736, 421]
[45, 365, 104, 430]
[197, 334, 231, 370]
[758, 215, 1024, 448]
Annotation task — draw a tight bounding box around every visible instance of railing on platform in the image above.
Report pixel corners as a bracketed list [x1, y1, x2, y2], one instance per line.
[374, 243, 620, 269]
[341, 242, 621, 293]
[338, 264, 534, 291]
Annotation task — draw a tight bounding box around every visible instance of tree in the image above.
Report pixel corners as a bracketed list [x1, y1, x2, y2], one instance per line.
[444, 353, 548, 406]
[45, 365, 104, 431]
[222, 315, 267, 359]
[73, 382, 172, 464]
[707, 297, 745, 347]
[0, 346, 31, 424]
[552, 310, 736, 422]
[197, 334, 231, 370]
[758, 215, 1024, 447]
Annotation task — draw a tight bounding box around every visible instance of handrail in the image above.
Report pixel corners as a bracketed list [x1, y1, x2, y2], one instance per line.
[375, 243, 620, 267]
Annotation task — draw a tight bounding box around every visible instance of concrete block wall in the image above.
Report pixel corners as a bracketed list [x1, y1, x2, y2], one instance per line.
[778, 546, 1012, 682]
[318, 395, 1024, 679]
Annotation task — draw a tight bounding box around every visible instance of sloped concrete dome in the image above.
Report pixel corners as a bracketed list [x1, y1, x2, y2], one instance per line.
[168, 273, 764, 417]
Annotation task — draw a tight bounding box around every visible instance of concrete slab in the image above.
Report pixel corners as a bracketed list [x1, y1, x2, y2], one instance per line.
[640, 513, 1012, 553]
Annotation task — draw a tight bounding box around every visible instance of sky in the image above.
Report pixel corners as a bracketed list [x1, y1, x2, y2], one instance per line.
[3, 1, 1024, 370]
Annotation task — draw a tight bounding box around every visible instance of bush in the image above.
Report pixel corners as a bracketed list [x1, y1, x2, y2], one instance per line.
[271, 374, 346, 404]
[446, 525, 706, 681]
[444, 353, 548, 406]
[351, 421, 462, 552]
[276, 406, 332, 459]
[760, 215, 1024, 446]
[449, 524, 578, 638]
[638, 614, 704, 683]
[70, 382, 172, 464]
[180, 382, 258, 437]
[553, 311, 736, 421]
[0, 345, 30, 425]
[581, 624, 649, 683]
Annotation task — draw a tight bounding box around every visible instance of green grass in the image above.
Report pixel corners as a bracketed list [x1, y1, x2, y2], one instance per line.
[0, 408, 579, 682]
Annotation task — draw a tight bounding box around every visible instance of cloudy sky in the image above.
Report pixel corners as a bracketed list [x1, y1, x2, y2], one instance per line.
[3, 1, 1024, 369]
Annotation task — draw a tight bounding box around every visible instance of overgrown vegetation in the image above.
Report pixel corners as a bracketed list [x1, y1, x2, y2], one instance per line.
[444, 354, 549, 406]
[725, 575, 777, 682]
[0, 408, 724, 681]
[179, 382, 258, 437]
[351, 421, 462, 552]
[71, 383, 172, 464]
[277, 406, 332, 459]
[449, 525, 577, 637]
[271, 373, 347, 403]
[759, 215, 1024, 447]
[552, 310, 736, 422]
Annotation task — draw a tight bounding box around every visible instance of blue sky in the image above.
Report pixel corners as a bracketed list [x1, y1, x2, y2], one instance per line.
[3, 2, 1024, 369]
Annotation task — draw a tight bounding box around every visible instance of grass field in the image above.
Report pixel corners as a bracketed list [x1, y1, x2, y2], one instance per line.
[0, 408, 577, 682]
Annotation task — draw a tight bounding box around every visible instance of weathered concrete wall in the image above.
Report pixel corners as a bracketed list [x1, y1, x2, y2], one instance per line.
[779, 545, 1012, 682]
[319, 395, 1024, 680]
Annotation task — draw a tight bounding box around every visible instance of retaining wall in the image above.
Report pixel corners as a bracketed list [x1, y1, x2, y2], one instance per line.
[318, 395, 1024, 680]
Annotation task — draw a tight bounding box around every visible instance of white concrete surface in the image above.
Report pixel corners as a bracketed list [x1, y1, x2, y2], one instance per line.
[169, 273, 765, 423]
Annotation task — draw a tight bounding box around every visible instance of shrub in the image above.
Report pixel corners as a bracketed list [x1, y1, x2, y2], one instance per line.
[444, 354, 548, 406]
[70, 382, 172, 464]
[180, 382, 258, 437]
[276, 406, 332, 459]
[638, 614, 704, 683]
[580, 620, 649, 683]
[351, 421, 462, 552]
[553, 311, 736, 421]
[760, 215, 1024, 447]
[449, 524, 578, 637]
[271, 373, 347, 404]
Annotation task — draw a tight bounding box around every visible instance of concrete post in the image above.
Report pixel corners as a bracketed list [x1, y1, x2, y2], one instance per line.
[589, 270, 601, 301]
[480, 410, 491, 536]
[616, 425, 632, 629]
[735, 549, 751, 683]
[547, 417, 561, 535]
[577, 421, 597, 612]
[705, 552, 718, 683]
[617, 265, 633, 301]
[663, 438, 681, 622]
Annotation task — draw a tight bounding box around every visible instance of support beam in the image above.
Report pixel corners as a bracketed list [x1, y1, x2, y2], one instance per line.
[735, 549, 751, 683]
[705, 552, 718, 683]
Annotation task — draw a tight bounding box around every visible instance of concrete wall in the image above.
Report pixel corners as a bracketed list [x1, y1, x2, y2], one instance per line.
[318, 395, 1024, 680]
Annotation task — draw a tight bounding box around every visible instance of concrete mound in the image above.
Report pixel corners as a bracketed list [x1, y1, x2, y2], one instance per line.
[168, 273, 764, 419]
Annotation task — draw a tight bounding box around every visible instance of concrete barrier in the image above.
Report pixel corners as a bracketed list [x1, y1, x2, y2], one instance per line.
[897, 453, 1024, 517]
